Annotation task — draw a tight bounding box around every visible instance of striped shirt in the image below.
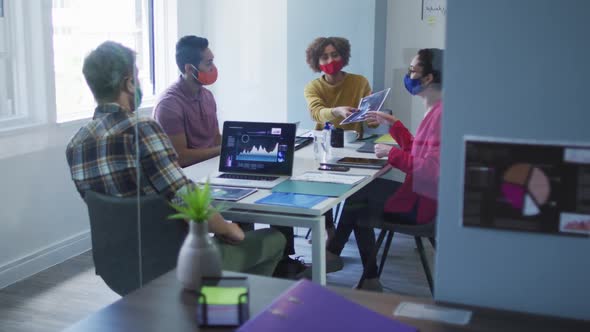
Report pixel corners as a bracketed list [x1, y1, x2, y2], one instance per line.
[66, 104, 193, 203]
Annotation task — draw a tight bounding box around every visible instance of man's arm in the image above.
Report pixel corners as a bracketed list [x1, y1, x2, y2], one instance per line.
[208, 211, 245, 243]
[137, 120, 195, 201]
[137, 120, 244, 242]
[214, 128, 222, 146]
[168, 133, 221, 168]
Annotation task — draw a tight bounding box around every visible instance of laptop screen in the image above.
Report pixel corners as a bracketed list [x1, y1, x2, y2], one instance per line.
[219, 121, 296, 175]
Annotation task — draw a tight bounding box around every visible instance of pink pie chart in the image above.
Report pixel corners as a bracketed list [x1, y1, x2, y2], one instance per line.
[501, 163, 550, 216]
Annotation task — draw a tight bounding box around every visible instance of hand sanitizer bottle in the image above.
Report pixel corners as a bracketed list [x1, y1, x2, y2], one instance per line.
[322, 122, 332, 162]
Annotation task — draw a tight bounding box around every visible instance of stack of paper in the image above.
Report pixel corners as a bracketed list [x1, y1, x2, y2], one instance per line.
[291, 172, 367, 185]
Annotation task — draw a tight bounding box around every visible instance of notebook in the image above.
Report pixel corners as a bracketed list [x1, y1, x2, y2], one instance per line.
[204, 121, 296, 189]
[211, 186, 257, 201]
[255, 192, 329, 209]
[237, 279, 417, 332]
[357, 141, 376, 153]
[272, 180, 352, 197]
[294, 136, 313, 151]
[323, 156, 388, 169]
[356, 134, 398, 153]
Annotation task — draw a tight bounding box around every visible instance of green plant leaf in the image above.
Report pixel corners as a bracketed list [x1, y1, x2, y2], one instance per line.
[168, 213, 189, 220]
[169, 181, 216, 223]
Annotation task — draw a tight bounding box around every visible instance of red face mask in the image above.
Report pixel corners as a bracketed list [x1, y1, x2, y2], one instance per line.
[319, 59, 344, 75]
[191, 64, 218, 85]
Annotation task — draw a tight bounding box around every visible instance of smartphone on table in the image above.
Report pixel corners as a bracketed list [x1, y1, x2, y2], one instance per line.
[318, 164, 350, 172]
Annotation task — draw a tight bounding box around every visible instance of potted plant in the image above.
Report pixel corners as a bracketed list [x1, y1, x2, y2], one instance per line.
[169, 182, 223, 290]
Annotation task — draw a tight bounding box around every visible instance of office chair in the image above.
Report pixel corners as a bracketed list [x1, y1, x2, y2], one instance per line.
[85, 191, 187, 296]
[357, 221, 435, 295]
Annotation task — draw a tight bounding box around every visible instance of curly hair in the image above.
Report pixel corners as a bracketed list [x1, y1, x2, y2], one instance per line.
[305, 37, 351, 73]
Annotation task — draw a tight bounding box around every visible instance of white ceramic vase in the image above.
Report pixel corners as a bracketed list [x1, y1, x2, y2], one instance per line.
[176, 221, 222, 290]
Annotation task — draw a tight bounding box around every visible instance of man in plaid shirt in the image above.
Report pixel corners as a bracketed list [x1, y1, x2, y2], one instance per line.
[66, 41, 285, 276]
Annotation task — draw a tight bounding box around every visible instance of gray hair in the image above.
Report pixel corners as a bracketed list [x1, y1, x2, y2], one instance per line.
[82, 41, 135, 103]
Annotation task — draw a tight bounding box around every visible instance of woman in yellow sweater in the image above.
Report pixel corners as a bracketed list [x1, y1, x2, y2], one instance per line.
[304, 36, 372, 135]
[301, 37, 371, 268]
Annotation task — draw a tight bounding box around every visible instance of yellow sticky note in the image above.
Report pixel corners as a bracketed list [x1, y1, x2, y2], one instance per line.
[374, 134, 397, 145]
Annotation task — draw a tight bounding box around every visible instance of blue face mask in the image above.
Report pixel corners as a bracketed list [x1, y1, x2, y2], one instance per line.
[404, 74, 424, 95]
[128, 81, 142, 111]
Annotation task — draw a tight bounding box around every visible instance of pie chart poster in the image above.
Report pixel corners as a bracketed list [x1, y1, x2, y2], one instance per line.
[462, 139, 590, 237]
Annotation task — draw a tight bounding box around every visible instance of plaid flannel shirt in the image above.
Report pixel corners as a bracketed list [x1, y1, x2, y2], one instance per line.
[66, 104, 193, 203]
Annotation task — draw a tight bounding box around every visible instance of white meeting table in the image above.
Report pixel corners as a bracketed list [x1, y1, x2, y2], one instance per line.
[182, 136, 404, 285]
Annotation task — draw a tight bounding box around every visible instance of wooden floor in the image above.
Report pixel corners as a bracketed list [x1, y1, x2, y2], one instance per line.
[0, 228, 434, 332]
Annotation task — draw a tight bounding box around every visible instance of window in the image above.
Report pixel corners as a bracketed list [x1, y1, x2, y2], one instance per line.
[0, 0, 48, 128]
[0, 1, 15, 121]
[0, 0, 177, 131]
[52, 0, 155, 123]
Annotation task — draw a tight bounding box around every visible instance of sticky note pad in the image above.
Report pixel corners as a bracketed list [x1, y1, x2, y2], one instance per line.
[199, 286, 248, 305]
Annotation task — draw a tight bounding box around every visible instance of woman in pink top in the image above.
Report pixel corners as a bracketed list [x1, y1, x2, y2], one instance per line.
[324, 49, 444, 291]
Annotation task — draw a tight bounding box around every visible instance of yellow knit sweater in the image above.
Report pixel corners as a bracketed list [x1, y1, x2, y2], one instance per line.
[304, 73, 371, 134]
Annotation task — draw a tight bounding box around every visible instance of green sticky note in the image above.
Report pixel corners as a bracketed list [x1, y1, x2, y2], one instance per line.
[198, 286, 248, 305]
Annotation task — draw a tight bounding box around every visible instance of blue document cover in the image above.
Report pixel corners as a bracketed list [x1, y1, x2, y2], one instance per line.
[255, 192, 328, 209]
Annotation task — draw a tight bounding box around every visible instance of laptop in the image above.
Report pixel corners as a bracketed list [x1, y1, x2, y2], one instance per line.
[293, 122, 314, 150]
[294, 136, 313, 150]
[204, 121, 296, 189]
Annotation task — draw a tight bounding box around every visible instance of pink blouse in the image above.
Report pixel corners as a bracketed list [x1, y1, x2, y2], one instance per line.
[384, 100, 442, 224]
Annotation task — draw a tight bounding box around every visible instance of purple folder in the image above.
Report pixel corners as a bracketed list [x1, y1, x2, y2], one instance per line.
[237, 279, 417, 332]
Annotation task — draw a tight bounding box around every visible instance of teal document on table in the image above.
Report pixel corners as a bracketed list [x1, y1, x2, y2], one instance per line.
[272, 180, 352, 197]
[255, 192, 329, 209]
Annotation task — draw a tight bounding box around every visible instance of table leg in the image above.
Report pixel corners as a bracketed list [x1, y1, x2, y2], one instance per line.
[311, 215, 326, 285]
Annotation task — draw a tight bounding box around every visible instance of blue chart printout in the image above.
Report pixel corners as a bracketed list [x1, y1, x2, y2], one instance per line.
[255, 192, 328, 209]
[340, 88, 391, 125]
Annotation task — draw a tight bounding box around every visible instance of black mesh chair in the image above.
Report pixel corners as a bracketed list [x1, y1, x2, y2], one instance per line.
[84, 191, 187, 296]
[357, 221, 436, 295]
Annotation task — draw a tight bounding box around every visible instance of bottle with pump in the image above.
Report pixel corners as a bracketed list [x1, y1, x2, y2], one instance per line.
[322, 122, 332, 162]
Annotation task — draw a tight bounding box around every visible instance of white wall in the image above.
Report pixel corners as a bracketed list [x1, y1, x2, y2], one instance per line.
[384, 0, 445, 133]
[0, 124, 91, 289]
[200, 0, 288, 125]
[286, 0, 377, 129]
